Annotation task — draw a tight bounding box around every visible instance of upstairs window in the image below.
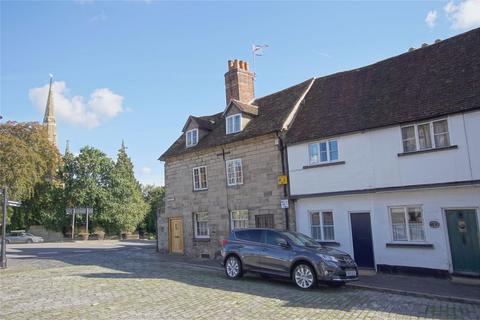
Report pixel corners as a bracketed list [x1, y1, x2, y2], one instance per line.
[310, 211, 335, 241]
[309, 139, 338, 164]
[226, 159, 243, 186]
[186, 129, 198, 147]
[401, 119, 450, 153]
[390, 206, 425, 242]
[226, 114, 242, 134]
[192, 166, 207, 191]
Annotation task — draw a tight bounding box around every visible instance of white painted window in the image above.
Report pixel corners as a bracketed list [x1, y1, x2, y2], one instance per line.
[192, 166, 207, 190]
[389, 206, 425, 242]
[226, 114, 242, 134]
[401, 119, 450, 152]
[308, 139, 338, 164]
[186, 128, 198, 147]
[231, 210, 249, 230]
[310, 211, 334, 241]
[226, 159, 243, 186]
[194, 212, 209, 238]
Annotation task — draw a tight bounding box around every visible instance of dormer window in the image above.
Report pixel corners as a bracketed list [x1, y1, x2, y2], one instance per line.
[226, 114, 242, 134]
[186, 128, 198, 147]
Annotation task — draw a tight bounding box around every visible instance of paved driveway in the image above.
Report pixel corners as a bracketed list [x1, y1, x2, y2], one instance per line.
[1, 241, 479, 320]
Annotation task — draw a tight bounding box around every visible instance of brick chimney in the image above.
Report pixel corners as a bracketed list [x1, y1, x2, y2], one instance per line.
[224, 59, 254, 105]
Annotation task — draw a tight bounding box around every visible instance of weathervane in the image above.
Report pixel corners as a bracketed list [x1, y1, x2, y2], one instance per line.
[252, 44, 269, 78]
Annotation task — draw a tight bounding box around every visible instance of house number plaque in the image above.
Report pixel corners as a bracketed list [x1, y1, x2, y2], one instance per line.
[429, 220, 440, 228]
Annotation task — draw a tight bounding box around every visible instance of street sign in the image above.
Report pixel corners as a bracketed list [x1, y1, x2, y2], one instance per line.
[278, 175, 288, 185]
[7, 201, 21, 207]
[66, 207, 93, 215]
[280, 199, 289, 209]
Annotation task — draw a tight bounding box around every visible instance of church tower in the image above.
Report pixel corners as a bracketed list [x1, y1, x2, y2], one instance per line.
[43, 74, 57, 147]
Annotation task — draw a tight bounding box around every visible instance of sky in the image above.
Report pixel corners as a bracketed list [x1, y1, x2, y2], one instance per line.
[1, 0, 480, 186]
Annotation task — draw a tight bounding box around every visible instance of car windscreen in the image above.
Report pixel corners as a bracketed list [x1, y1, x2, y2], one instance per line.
[281, 232, 321, 248]
[235, 230, 262, 243]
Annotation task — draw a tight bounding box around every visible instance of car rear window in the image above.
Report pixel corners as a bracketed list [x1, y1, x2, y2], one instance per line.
[235, 230, 262, 243]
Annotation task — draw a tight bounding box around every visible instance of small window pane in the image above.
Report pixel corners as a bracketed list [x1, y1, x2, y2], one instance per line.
[391, 208, 407, 241]
[433, 120, 450, 148]
[231, 210, 248, 229]
[311, 212, 320, 225]
[322, 212, 334, 241]
[311, 212, 321, 240]
[309, 144, 319, 164]
[417, 123, 432, 150]
[319, 142, 328, 162]
[402, 126, 416, 152]
[195, 212, 209, 237]
[407, 207, 425, 241]
[234, 115, 241, 132]
[328, 140, 338, 161]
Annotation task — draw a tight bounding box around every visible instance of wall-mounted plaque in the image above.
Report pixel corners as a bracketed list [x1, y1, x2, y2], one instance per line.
[429, 220, 440, 228]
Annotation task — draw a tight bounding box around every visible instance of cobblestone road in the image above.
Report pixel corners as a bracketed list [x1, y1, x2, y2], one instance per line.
[1, 241, 479, 320]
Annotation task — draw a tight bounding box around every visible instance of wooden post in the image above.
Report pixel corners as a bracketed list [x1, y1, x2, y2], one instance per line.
[85, 207, 89, 238]
[71, 208, 75, 240]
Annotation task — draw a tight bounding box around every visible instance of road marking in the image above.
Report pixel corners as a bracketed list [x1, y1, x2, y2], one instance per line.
[38, 251, 59, 255]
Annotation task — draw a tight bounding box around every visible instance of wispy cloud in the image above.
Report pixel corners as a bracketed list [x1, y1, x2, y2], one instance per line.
[90, 11, 108, 23]
[444, 0, 480, 29]
[425, 10, 438, 28]
[29, 81, 125, 128]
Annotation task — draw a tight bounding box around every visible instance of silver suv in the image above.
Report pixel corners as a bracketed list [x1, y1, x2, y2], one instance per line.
[5, 231, 44, 244]
[220, 229, 358, 289]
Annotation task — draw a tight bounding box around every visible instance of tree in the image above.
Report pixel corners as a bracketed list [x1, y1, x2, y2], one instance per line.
[0, 122, 62, 230]
[106, 143, 148, 234]
[0, 122, 60, 200]
[141, 185, 165, 235]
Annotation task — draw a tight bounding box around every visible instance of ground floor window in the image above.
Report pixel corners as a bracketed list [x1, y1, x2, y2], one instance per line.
[194, 212, 209, 238]
[389, 206, 425, 241]
[255, 214, 274, 229]
[310, 211, 335, 241]
[231, 210, 249, 230]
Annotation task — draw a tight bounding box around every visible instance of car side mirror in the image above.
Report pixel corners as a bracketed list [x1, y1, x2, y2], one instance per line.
[277, 239, 289, 248]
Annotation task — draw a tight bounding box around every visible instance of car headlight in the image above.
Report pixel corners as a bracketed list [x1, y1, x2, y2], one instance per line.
[317, 254, 339, 263]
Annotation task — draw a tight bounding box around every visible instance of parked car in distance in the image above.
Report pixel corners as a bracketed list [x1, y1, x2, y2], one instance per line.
[5, 231, 44, 244]
[220, 229, 358, 289]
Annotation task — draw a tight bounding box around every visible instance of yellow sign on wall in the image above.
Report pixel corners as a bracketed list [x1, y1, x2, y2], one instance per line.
[278, 175, 288, 185]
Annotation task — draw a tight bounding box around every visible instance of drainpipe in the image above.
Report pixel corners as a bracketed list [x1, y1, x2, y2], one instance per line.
[276, 132, 290, 231]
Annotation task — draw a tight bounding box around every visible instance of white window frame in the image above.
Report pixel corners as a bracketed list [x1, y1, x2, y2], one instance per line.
[226, 114, 242, 134]
[389, 205, 426, 242]
[401, 119, 450, 153]
[308, 139, 339, 165]
[192, 166, 208, 191]
[230, 210, 249, 230]
[186, 128, 199, 147]
[194, 212, 209, 239]
[309, 211, 335, 241]
[226, 159, 243, 186]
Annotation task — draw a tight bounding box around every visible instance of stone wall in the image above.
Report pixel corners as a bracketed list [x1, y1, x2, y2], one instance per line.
[159, 133, 295, 258]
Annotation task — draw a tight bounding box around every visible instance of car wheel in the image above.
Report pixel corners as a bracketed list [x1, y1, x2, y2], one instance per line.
[293, 264, 316, 289]
[225, 256, 242, 279]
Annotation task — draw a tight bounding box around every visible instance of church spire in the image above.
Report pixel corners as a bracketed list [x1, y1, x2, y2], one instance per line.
[43, 74, 57, 147]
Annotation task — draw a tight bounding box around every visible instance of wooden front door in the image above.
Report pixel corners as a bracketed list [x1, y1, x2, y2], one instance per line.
[446, 209, 480, 275]
[169, 218, 184, 254]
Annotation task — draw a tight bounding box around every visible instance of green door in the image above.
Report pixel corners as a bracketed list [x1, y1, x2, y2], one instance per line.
[445, 210, 480, 275]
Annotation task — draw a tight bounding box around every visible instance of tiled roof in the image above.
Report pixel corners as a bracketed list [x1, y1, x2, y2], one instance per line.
[285, 28, 480, 145]
[160, 79, 314, 160]
[226, 100, 259, 116]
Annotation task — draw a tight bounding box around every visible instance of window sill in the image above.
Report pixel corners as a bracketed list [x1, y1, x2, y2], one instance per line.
[193, 189, 208, 192]
[303, 161, 346, 170]
[317, 241, 340, 247]
[386, 242, 434, 249]
[397, 145, 458, 157]
[193, 237, 210, 242]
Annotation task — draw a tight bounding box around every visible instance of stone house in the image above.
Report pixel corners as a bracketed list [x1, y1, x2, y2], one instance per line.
[159, 59, 314, 258]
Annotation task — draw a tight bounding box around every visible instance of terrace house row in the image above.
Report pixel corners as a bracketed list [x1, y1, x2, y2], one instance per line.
[159, 28, 480, 276]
